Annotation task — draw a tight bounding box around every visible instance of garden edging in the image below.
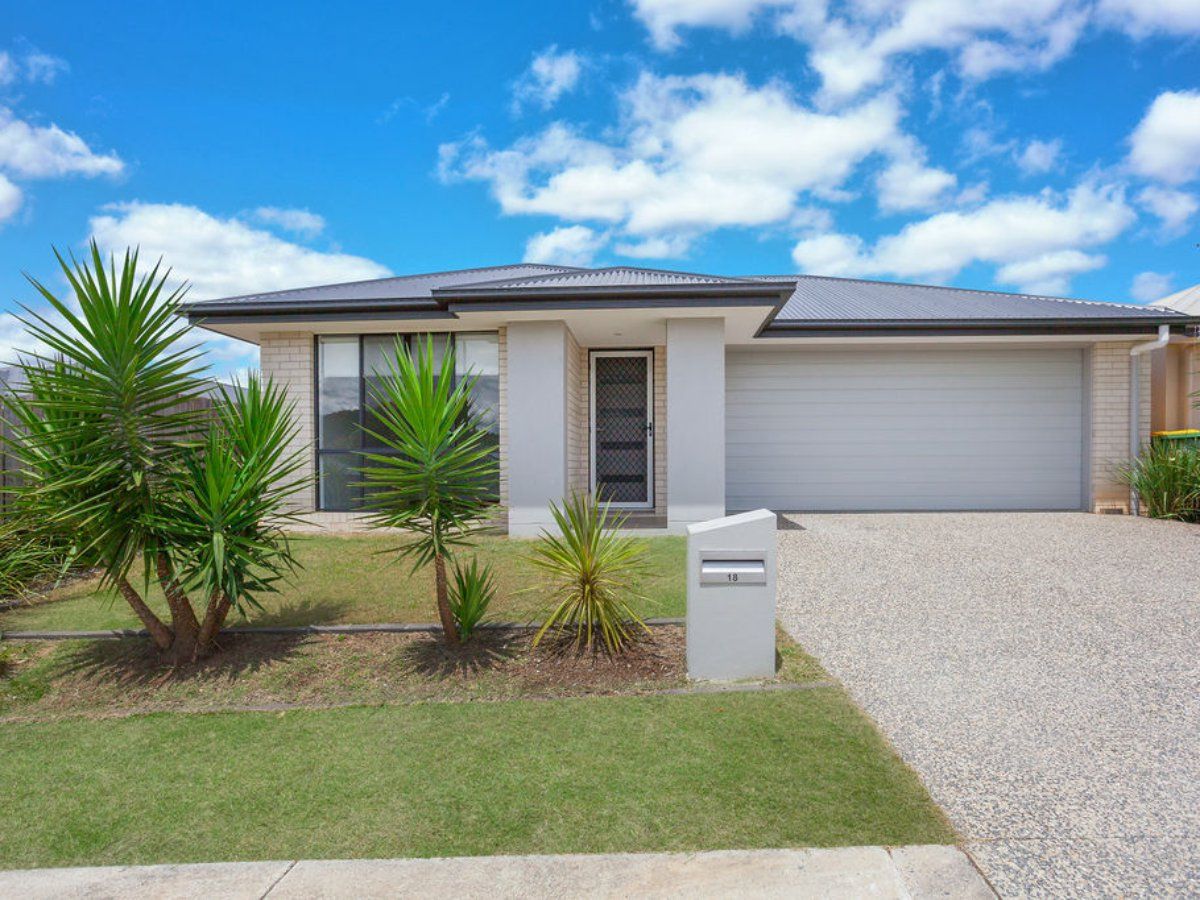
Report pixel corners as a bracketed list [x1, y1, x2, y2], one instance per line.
[0, 617, 686, 642]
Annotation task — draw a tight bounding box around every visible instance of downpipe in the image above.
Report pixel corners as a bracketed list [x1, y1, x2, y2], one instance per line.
[1128, 324, 1171, 516]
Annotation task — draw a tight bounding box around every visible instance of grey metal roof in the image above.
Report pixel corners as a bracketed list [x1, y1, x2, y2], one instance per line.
[182, 261, 1196, 331]
[767, 274, 1188, 323]
[184, 263, 578, 311]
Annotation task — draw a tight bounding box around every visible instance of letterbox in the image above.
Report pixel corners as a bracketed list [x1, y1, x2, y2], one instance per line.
[686, 509, 777, 681]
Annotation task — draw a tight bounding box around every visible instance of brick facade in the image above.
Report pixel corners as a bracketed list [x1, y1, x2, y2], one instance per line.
[259, 331, 316, 514]
[1089, 342, 1151, 512]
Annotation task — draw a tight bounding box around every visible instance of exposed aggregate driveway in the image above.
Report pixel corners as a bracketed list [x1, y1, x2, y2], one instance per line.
[775, 512, 1200, 898]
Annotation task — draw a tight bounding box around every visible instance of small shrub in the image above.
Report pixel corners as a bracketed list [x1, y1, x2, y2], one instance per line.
[0, 517, 75, 601]
[528, 492, 650, 654]
[448, 557, 495, 641]
[0, 647, 11, 679]
[1117, 443, 1200, 521]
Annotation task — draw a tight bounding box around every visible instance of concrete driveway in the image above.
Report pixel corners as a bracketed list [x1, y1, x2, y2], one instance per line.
[776, 512, 1200, 897]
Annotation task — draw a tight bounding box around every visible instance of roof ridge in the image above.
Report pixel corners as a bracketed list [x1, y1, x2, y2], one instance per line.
[754, 272, 1188, 315]
[190, 262, 580, 305]
[445, 264, 764, 291]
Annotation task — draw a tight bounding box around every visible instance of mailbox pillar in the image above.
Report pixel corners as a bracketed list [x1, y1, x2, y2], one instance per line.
[685, 509, 777, 681]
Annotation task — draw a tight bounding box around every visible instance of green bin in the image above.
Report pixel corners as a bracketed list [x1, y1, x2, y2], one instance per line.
[1151, 429, 1200, 450]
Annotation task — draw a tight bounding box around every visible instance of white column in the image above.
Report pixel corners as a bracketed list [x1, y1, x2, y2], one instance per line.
[666, 317, 726, 532]
[506, 321, 569, 536]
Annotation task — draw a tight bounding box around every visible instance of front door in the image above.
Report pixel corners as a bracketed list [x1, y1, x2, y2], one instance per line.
[590, 351, 653, 509]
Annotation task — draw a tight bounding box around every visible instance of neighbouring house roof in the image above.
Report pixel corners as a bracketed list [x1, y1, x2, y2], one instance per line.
[182, 262, 1197, 335]
[1151, 283, 1200, 316]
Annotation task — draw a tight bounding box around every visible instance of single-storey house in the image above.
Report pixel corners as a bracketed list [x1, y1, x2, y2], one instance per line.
[183, 264, 1198, 534]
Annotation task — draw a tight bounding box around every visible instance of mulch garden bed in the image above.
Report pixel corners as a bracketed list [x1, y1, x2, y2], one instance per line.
[1, 626, 693, 719]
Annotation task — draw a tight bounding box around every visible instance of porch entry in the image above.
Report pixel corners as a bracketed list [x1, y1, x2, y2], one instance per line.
[590, 350, 654, 509]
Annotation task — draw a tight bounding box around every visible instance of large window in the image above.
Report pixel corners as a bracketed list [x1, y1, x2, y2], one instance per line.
[316, 333, 500, 511]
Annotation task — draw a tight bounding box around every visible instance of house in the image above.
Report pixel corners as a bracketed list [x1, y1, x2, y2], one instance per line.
[1149, 283, 1200, 434]
[182, 264, 1197, 534]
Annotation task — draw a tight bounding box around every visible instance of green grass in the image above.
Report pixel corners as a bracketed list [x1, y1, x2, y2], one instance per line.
[0, 534, 686, 632]
[0, 691, 954, 868]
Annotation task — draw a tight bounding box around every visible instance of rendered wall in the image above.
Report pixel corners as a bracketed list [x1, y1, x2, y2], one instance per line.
[666, 318, 726, 532]
[506, 321, 569, 536]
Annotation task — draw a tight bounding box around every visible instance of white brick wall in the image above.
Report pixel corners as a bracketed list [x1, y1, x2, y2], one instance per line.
[260, 331, 316, 513]
[1090, 342, 1151, 511]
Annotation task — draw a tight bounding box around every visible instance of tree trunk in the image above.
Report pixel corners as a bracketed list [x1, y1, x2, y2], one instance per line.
[116, 577, 173, 651]
[434, 553, 460, 645]
[156, 552, 200, 664]
[196, 590, 232, 658]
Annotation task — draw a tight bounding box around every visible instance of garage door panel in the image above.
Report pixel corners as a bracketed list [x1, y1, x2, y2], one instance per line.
[726, 348, 1085, 512]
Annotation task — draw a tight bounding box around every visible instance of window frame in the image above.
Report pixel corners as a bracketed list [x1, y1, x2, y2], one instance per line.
[314, 332, 499, 512]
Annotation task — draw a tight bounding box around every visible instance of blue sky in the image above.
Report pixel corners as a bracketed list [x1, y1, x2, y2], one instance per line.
[2, 0, 1199, 373]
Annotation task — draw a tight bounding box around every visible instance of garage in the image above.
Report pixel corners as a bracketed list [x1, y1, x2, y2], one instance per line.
[725, 346, 1086, 512]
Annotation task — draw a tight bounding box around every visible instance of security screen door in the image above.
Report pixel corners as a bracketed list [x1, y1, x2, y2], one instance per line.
[590, 351, 653, 508]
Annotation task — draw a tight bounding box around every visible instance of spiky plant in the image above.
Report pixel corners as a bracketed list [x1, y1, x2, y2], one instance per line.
[528, 492, 650, 654]
[360, 336, 499, 645]
[4, 243, 305, 662]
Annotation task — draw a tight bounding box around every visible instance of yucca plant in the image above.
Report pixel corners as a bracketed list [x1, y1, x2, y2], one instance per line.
[529, 492, 650, 654]
[151, 375, 306, 647]
[1117, 442, 1200, 521]
[360, 336, 499, 645]
[4, 243, 306, 663]
[448, 557, 496, 641]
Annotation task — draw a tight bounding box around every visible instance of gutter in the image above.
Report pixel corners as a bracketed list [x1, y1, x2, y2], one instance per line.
[1128, 324, 1171, 515]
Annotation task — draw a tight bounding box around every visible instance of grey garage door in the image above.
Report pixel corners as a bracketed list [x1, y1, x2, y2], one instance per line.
[726, 347, 1085, 512]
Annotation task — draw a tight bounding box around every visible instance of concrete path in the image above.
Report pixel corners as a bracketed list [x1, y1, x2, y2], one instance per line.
[0, 846, 992, 898]
[776, 512, 1200, 897]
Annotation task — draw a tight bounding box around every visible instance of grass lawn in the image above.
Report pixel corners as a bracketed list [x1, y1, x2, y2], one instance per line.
[0, 534, 686, 633]
[0, 690, 955, 868]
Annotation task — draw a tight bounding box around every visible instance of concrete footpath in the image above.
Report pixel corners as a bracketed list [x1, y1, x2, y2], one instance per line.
[0, 846, 995, 898]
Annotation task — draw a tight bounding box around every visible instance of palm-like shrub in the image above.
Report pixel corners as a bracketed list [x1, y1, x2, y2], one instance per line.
[360, 336, 499, 645]
[1117, 442, 1200, 521]
[448, 557, 496, 641]
[4, 243, 305, 663]
[529, 492, 650, 653]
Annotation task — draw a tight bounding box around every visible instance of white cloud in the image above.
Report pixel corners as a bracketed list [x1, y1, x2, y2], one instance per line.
[512, 46, 584, 111]
[631, 0, 1092, 101]
[1097, 0, 1200, 37]
[1017, 138, 1062, 174]
[875, 153, 956, 212]
[792, 180, 1134, 294]
[1128, 90, 1200, 185]
[21, 51, 68, 85]
[1131, 271, 1175, 304]
[0, 173, 21, 223]
[0, 107, 124, 179]
[252, 206, 326, 237]
[88, 202, 390, 301]
[629, 0, 791, 49]
[444, 72, 905, 249]
[994, 249, 1104, 294]
[0, 47, 68, 86]
[523, 224, 606, 266]
[613, 233, 694, 258]
[1136, 185, 1198, 234]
